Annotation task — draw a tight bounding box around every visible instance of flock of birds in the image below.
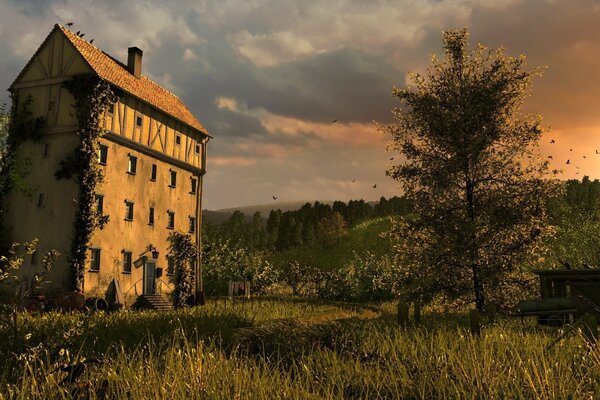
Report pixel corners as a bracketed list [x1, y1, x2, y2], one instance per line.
[65, 22, 94, 43]
[61, 24, 593, 202]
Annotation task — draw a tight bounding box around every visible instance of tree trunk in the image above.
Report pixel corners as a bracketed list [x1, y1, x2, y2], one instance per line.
[466, 178, 485, 312]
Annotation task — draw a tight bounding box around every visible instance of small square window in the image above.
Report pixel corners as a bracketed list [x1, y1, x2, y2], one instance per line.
[150, 164, 157, 181]
[123, 251, 132, 273]
[42, 143, 50, 157]
[175, 134, 181, 145]
[148, 207, 155, 225]
[90, 248, 101, 271]
[195, 144, 200, 154]
[169, 170, 177, 187]
[95, 194, 104, 213]
[188, 216, 196, 233]
[37, 193, 45, 208]
[167, 256, 175, 276]
[135, 115, 143, 128]
[190, 178, 197, 194]
[98, 145, 108, 165]
[125, 201, 134, 221]
[128, 155, 137, 174]
[167, 211, 175, 229]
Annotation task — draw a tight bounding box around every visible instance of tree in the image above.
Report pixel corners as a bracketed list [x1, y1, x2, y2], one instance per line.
[317, 212, 348, 246]
[382, 29, 561, 311]
[168, 232, 197, 308]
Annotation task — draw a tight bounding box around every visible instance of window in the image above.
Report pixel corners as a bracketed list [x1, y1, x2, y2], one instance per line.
[37, 193, 45, 208]
[175, 134, 181, 145]
[188, 216, 196, 233]
[169, 170, 177, 187]
[135, 114, 143, 128]
[31, 250, 38, 265]
[190, 178, 197, 194]
[195, 144, 200, 154]
[167, 211, 175, 229]
[107, 102, 115, 115]
[90, 248, 101, 271]
[125, 201, 134, 221]
[123, 251, 132, 273]
[150, 164, 157, 181]
[148, 207, 155, 225]
[42, 143, 50, 157]
[98, 145, 108, 165]
[95, 194, 104, 213]
[167, 257, 174, 276]
[128, 155, 137, 174]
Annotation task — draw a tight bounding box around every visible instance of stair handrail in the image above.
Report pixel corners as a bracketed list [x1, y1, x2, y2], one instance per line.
[123, 279, 144, 299]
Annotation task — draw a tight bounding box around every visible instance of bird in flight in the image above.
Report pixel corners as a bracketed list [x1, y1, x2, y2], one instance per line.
[352, 179, 356, 183]
[548, 155, 553, 159]
[331, 119, 338, 123]
[89, 39, 94, 44]
[596, 150, 599, 154]
[272, 196, 277, 200]
[570, 149, 573, 152]
[66, 22, 74, 27]
[76, 30, 80, 35]
[389, 157, 394, 160]
[566, 160, 571, 164]
[372, 184, 377, 188]
[583, 155, 587, 159]
[550, 139, 555, 143]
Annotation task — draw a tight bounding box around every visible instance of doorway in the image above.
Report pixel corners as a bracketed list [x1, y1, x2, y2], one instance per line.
[143, 260, 156, 295]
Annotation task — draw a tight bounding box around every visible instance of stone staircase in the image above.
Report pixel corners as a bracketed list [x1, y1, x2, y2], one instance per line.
[132, 294, 174, 311]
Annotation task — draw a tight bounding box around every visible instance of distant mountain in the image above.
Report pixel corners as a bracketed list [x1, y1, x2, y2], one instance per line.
[203, 200, 336, 225]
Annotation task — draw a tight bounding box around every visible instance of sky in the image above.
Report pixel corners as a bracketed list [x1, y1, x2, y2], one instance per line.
[1, 0, 599, 210]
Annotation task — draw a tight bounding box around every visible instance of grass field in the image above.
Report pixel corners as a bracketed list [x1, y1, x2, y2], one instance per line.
[1, 298, 599, 399]
[268, 217, 393, 271]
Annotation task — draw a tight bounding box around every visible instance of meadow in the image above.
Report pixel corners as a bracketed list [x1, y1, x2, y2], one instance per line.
[1, 298, 599, 399]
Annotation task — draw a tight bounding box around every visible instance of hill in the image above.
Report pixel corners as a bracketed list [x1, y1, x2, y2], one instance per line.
[267, 217, 393, 271]
[203, 200, 337, 225]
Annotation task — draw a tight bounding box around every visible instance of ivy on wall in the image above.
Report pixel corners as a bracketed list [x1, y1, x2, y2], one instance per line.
[0, 94, 45, 253]
[58, 74, 116, 290]
[168, 231, 197, 308]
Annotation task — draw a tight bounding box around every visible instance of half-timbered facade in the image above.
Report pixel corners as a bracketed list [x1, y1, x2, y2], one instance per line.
[4, 24, 210, 305]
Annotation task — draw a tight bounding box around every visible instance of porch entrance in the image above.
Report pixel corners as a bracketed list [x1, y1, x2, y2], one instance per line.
[143, 260, 157, 295]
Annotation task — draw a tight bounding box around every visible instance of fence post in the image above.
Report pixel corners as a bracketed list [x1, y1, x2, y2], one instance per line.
[397, 302, 409, 327]
[469, 309, 481, 336]
[413, 301, 421, 324]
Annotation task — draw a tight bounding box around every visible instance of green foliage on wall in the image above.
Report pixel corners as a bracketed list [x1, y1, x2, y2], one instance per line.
[168, 231, 197, 308]
[60, 74, 116, 290]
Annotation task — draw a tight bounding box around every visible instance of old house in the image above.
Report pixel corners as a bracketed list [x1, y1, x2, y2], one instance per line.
[3, 24, 210, 306]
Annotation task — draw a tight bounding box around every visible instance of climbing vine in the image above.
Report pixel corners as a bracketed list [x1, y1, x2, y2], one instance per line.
[0, 94, 45, 254]
[168, 231, 197, 308]
[59, 74, 116, 290]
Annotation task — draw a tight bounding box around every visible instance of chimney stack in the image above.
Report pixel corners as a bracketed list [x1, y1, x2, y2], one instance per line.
[127, 47, 143, 78]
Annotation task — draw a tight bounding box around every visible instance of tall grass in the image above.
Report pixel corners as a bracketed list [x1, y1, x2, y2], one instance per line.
[1, 300, 599, 399]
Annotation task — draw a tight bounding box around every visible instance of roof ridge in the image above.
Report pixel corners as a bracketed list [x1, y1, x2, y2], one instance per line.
[55, 24, 208, 135]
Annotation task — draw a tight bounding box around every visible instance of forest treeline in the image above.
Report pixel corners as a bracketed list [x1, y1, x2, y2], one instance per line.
[203, 196, 411, 252]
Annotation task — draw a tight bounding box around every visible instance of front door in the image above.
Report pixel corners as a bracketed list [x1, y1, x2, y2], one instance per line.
[143, 261, 156, 295]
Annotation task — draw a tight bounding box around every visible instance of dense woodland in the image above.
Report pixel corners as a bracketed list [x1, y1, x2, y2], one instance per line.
[203, 196, 411, 252]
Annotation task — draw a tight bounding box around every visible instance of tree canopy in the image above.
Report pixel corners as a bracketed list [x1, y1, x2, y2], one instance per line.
[383, 28, 561, 311]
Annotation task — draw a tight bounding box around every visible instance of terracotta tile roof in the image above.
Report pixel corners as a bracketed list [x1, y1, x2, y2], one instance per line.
[56, 24, 208, 135]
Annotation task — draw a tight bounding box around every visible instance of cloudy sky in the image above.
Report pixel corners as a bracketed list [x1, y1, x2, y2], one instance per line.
[1, 0, 599, 210]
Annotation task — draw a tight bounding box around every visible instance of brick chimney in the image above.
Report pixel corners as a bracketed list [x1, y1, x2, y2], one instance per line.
[127, 47, 143, 78]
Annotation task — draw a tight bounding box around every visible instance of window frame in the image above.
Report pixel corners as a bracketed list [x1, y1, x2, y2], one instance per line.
[125, 201, 134, 221]
[90, 248, 101, 272]
[123, 250, 132, 274]
[188, 216, 196, 233]
[190, 177, 197, 194]
[148, 207, 155, 226]
[127, 154, 138, 174]
[167, 211, 175, 229]
[95, 194, 104, 214]
[37, 193, 45, 208]
[169, 170, 177, 188]
[167, 256, 175, 276]
[98, 144, 108, 165]
[150, 164, 157, 181]
[135, 112, 143, 129]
